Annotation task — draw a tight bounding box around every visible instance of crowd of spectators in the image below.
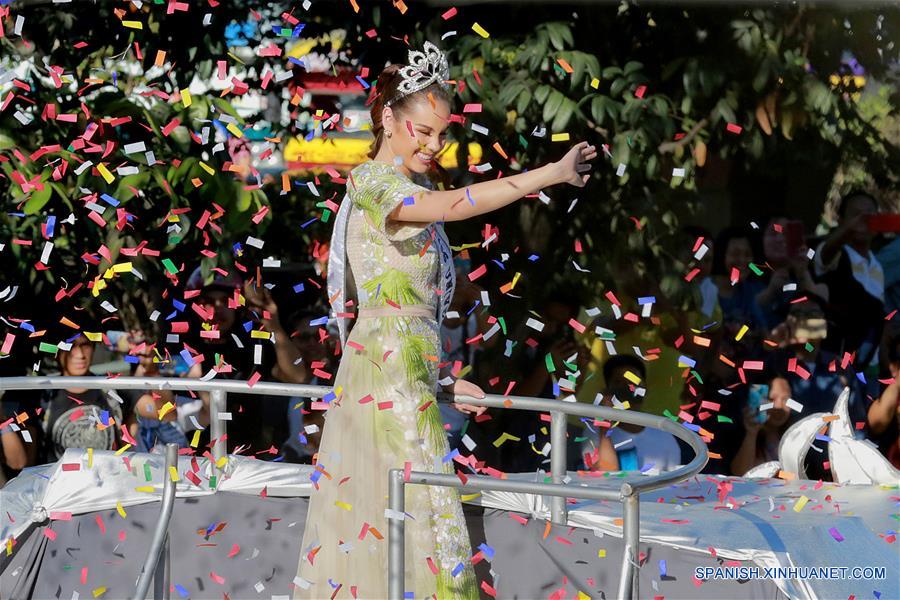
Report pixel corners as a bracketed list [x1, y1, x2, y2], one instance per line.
[0, 190, 897, 485]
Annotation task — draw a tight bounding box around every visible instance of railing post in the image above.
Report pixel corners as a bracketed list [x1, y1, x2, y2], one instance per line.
[132, 443, 178, 600]
[617, 489, 640, 600]
[550, 410, 568, 525]
[209, 389, 226, 466]
[152, 534, 170, 600]
[387, 468, 405, 600]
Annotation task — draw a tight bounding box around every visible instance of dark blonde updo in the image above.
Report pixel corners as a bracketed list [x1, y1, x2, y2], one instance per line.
[367, 64, 453, 189]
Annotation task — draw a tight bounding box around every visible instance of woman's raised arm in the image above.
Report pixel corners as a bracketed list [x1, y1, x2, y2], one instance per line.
[390, 141, 597, 223]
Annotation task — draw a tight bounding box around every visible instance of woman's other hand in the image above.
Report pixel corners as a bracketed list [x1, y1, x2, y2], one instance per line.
[450, 379, 487, 416]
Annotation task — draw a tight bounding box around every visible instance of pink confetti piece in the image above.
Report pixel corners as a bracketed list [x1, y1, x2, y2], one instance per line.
[209, 571, 225, 585]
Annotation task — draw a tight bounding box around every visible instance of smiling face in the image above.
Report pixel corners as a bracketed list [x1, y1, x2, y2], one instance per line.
[380, 96, 450, 177]
[724, 236, 754, 281]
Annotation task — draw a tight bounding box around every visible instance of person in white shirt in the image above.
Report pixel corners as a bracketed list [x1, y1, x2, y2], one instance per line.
[581, 354, 681, 472]
[813, 190, 885, 367]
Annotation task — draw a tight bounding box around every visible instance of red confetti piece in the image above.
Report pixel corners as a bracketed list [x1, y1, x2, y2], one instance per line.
[441, 7, 457, 19]
[726, 123, 743, 134]
[210, 571, 225, 585]
[634, 85, 647, 98]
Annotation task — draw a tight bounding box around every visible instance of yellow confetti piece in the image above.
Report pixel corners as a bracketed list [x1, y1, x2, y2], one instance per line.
[83, 331, 103, 342]
[735, 324, 749, 341]
[461, 492, 482, 502]
[226, 122, 244, 138]
[158, 401, 175, 420]
[93, 587, 107, 598]
[335, 501, 352, 511]
[113, 262, 133, 273]
[114, 443, 131, 456]
[169, 466, 180, 482]
[180, 89, 192, 108]
[215, 456, 228, 469]
[96, 163, 115, 184]
[135, 486, 155, 493]
[250, 330, 272, 340]
[577, 592, 590, 600]
[472, 22, 490, 38]
[122, 21, 143, 30]
[551, 133, 570, 142]
[190, 429, 201, 448]
[6, 538, 12, 556]
[793, 495, 809, 512]
[199, 161, 216, 176]
[623, 369, 642, 385]
[590, 78, 600, 89]
[87, 448, 93, 468]
[116, 501, 127, 518]
[598, 549, 606, 557]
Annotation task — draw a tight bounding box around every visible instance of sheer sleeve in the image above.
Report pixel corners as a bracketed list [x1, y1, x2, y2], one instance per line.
[349, 162, 432, 242]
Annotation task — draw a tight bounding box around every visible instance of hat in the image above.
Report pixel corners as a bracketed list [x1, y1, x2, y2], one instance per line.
[185, 266, 243, 292]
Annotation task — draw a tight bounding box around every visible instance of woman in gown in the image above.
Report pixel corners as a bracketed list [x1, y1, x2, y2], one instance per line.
[293, 42, 597, 599]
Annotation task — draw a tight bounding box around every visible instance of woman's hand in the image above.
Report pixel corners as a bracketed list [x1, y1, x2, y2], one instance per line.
[553, 141, 598, 187]
[449, 379, 488, 416]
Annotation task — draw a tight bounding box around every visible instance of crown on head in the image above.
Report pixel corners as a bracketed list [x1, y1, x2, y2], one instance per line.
[385, 41, 451, 107]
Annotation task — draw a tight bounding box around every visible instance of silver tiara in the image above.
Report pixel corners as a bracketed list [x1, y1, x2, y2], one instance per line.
[385, 41, 450, 107]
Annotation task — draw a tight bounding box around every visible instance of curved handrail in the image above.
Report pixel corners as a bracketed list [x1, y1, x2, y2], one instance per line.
[1, 375, 708, 600]
[132, 443, 178, 600]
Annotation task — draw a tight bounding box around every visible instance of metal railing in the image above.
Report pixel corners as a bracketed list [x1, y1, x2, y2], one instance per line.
[0, 376, 708, 599]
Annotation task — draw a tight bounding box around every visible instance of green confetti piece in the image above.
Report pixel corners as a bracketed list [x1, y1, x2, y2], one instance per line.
[161, 258, 178, 274]
[748, 263, 764, 276]
[460, 420, 470, 437]
[144, 463, 152, 482]
[717, 415, 734, 423]
[321, 209, 332, 223]
[804, 342, 814, 352]
[518, 134, 528, 149]
[663, 409, 679, 422]
[690, 369, 704, 384]
[545, 353, 556, 373]
[574, 436, 588, 442]
[39, 342, 59, 354]
[209, 475, 217, 490]
[498, 317, 507, 335]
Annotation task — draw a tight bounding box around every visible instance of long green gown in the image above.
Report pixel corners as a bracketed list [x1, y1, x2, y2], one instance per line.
[293, 160, 479, 599]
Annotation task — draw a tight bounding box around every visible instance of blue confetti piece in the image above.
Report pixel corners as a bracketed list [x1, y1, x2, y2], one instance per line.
[242, 321, 253, 332]
[20, 322, 35, 333]
[640, 462, 656, 473]
[856, 371, 867, 384]
[451, 562, 465, 577]
[404, 593, 415, 599]
[478, 543, 495, 560]
[528, 254, 540, 261]
[174, 584, 190, 598]
[465, 188, 475, 205]
[310, 469, 322, 483]
[293, 282, 305, 293]
[292, 23, 306, 37]
[179, 349, 195, 367]
[815, 433, 832, 443]
[403, 195, 415, 205]
[310, 316, 329, 326]
[45, 215, 56, 238]
[172, 299, 186, 312]
[355, 75, 371, 89]
[442, 448, 460, 463]
[491, 259, 506, 270]
[100, 410, 110, 426]
[638, 296, 656, 305]
[659, 559, 667, 577]
[124, 355, 140, 364]
[682, 422, 701, 432]
[301, 217, 318, 229]
[100, 193, 120, 207]
[164, 310, 178, 321]
[678, 355, 697, 368]
[323, 390, 337, 404]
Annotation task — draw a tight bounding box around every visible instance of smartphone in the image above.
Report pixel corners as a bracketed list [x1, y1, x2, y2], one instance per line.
[747, 384, 769, 424]
[867, 214, 900, 233]
[784, 220, 805, 258]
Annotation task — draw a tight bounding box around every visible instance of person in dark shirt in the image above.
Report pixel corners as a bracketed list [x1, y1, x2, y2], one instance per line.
[41, 332, 128, 462]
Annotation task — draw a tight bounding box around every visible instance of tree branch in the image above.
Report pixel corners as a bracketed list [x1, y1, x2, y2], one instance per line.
[658, 116, 709, 154]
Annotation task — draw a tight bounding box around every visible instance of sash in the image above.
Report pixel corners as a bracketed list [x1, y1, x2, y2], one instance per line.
[327, 173, 455, 349]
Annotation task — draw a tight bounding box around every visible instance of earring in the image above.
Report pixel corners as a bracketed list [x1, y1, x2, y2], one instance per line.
[386, 131, 392, 138]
